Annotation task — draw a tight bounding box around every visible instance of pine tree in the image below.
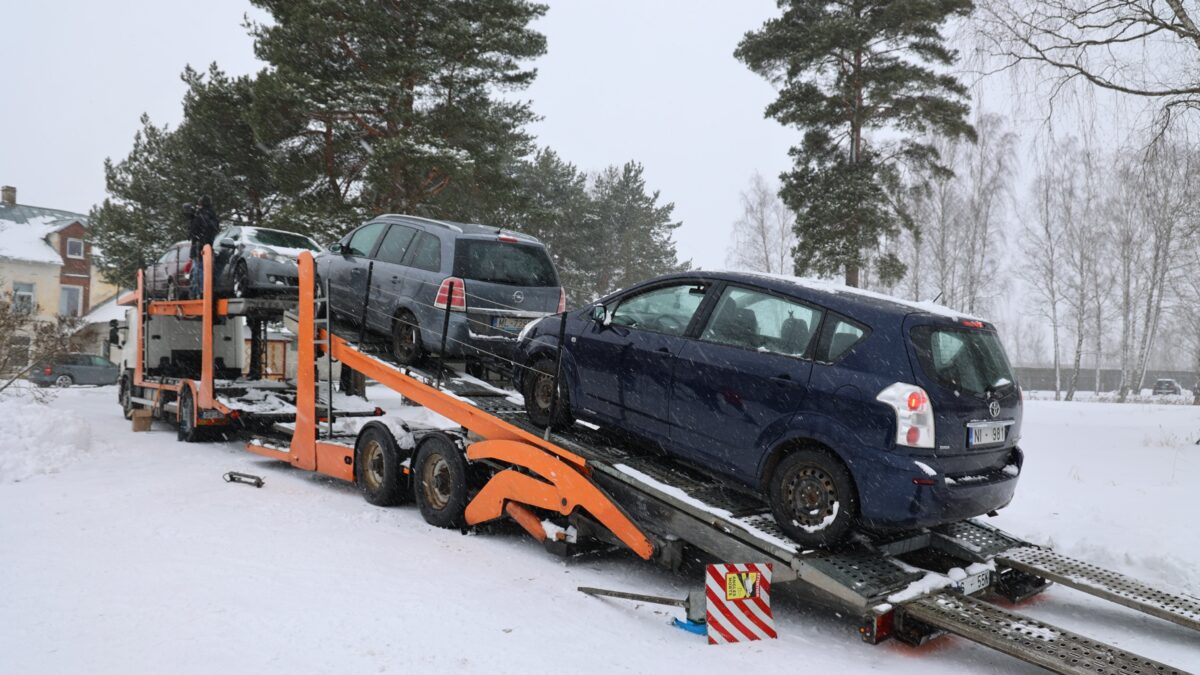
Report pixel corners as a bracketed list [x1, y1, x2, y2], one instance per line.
[247, 0, 548, 239]
[736, 0, 975, 287]
[590, 162, 690, 298]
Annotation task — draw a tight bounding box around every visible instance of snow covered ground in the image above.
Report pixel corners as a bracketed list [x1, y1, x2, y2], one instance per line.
[1, 386, 1197, 673]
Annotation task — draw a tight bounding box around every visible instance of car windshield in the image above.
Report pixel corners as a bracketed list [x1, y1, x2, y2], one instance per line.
[245, 229, 320, 251]
[453, 240, 557, 287]
[910, 325, 1016, 397]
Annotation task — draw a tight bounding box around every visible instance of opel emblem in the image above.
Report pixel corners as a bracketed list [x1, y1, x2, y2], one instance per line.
[512, 290, 524, 304]
[988, 400, 1000, 418]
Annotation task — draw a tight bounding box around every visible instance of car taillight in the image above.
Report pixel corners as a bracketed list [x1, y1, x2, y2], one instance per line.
[497, 234, 519, 243]
[183, 260, 193, 274]
[877, 383, 935, 449]
[43, 367, 52, 375]
[434, 277, 466, 311]
[557, 287, 566, 313]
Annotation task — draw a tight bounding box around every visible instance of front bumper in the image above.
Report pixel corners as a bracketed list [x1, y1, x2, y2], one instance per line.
[248, 259, 300, 293]
[855, 447, 1023, 531]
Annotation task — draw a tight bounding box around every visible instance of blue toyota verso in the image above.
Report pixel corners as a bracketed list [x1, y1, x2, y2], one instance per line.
[514, 271, 1023, 547]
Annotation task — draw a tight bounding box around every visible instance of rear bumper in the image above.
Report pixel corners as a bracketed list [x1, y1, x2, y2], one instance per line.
[433, 312, 546, 360]
[856, 447, 1022, 531]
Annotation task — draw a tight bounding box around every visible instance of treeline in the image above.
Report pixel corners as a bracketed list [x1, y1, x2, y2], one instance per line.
[90, 1, 687, 305]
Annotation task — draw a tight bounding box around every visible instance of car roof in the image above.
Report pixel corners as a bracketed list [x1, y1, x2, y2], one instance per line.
[373, 213, 543, 245]
[643, 270, 987, 324]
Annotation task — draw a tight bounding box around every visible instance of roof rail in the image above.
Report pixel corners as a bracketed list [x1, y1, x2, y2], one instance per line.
[377, 213, 463, 233]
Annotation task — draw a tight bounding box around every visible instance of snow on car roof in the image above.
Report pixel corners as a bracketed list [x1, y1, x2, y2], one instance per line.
[718, 270, 989, 322]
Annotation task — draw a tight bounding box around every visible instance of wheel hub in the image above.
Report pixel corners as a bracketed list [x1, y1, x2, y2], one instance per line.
[786, 466, 836, 525]
[534, 374, 554, 411]
[363, 440, 385, 491]
[422, 455, 452, 510]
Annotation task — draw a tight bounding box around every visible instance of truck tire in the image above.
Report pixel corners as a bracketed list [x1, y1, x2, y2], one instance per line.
[413, 433, 469, 529]
[522, 355, 574, 429]
[355, 425, 410, 506]
[768, 448, 857, 548]
[120, 375, 134, 420]
[177, 387, 200, 443]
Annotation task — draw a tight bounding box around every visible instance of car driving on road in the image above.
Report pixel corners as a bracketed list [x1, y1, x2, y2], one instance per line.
[514, 271, 1023, 547]
[316, 214, 564, 368]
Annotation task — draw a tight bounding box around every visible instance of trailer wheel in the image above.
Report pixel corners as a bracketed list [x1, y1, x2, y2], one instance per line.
[413, 433, 469, 529]
[522, 355, 574, 428]
[391, 310, 424, 366]
[355, 425, 410, 506]
[177, 387, 200, 443]
[769, 448, 857, 547]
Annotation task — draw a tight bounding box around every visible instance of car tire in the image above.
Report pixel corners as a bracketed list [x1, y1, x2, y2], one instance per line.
[233, 262, 253, 299]
[391, 310, 424, 365]
[769, 448, 857, 548]
[413, 433, 470, 529]
[522, 355, 574, 429]
[166, 278, 178, 301]
[54, 374, 73, 388]
[355, 425, 411, 506]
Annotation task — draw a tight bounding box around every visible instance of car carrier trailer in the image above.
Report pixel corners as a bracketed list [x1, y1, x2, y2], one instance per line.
[127, 250, 1198, 674]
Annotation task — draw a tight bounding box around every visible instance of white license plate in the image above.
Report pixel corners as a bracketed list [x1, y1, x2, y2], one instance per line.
[494, 317, 527, 333]
[960, 569, 991, 595]
[199, 409, 224, 420]
[970, 425, 1006, 446]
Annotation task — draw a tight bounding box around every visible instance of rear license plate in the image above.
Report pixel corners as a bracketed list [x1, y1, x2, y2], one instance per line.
[494, 316, 527, 333]
[199, 409, 224, 420]
[970, 425, 1006, 446]
[960, 569, 991, 595]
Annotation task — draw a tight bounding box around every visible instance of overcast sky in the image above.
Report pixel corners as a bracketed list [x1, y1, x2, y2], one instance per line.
[0, 0, 800, 270]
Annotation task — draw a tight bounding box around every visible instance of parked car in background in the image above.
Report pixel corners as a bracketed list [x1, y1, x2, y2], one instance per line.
[514, 271, 1023, 547]
[316, 214, 564, 368]
[144, 241, 192, 299]
[213, 226, 323, 298]
[30, 353, 120, 387]
[1152, 378, 1182, 396]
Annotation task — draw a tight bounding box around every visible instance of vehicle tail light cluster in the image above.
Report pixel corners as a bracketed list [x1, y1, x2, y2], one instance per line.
[434, 277, 467, 311]
[876, 383, 935, 449]
[497, 234, 519, 243]
[43, 366, 52, 375]
[557, 287, 567, 313]
[183, 260, 193, 274]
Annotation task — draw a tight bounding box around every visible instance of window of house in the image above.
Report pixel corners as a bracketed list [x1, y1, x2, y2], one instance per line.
[66, 238, 85, 259]
[59, 286, 83, 317]
[13, 282, 34, 314]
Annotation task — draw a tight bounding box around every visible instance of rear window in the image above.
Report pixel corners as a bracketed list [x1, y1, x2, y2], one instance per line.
[453, 240, 557, 287]
[910, 325, 1015, 397]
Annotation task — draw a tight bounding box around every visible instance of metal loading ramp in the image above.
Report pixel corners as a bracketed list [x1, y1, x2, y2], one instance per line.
[900, 592, 1190, 675]
[999, 546, 1200, 633]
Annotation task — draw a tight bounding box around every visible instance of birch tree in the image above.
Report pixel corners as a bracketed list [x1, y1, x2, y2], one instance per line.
[726, 172, 797, 274]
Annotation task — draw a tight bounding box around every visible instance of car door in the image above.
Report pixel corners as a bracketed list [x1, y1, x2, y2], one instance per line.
[329, 222, 388, 320]
[92, 355, 119, 384]
[571, 281, 709, 445]
[367, 223, 418, 332]
[669, 285, 821, 481]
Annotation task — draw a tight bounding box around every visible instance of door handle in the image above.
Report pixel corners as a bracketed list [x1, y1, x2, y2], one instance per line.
[656, 347, 671, 354]
[392, 275, 400, 282]
[771, 374, 792, 384]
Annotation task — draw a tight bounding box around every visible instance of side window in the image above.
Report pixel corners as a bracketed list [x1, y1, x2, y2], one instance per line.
[346, 222, 387, 257]
[374, 225, 417, 265]
[611, 283, 708, 336]
[818, 315, 869, 363]
[91, 355, 113, 367]
[700, 286, 822, 356]
[404, 232, 442, 272]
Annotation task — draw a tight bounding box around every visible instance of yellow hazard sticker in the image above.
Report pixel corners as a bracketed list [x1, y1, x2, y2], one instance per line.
[725, 571, 759, 600]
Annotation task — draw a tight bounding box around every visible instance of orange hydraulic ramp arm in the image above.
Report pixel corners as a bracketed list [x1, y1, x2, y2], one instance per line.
[464, 439, 655, 560]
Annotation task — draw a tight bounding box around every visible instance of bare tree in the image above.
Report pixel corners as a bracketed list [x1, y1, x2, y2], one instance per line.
[1059, 142, 1103, 400]
[978, 0, 1200, 124]
[0, 286, 86, 397]
[726, 172, 797, 274]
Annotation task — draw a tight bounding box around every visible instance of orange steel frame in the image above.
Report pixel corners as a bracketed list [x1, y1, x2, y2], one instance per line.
[246, 253, 656, 560]
[126, 245, 235, 424]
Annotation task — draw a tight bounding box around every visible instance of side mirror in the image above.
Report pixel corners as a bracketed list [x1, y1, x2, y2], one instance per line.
[589, 304, 609, 326]
[219, 240, 236, 250]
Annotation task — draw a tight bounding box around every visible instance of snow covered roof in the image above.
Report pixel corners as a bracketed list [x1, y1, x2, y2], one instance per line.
[0, 202, 88, 266]
[81, 295, 129, 325]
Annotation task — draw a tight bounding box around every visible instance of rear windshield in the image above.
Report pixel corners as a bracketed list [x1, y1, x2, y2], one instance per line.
[910, 325, 1015, 397]
[246, 229, 320, 251]
[453, 240, 558, 287]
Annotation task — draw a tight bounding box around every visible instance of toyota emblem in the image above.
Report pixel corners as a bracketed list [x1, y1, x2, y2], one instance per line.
[988, 400, 1000, 418]
[512, 290, 525, 304]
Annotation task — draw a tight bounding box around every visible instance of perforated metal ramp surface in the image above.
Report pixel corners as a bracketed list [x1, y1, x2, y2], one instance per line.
[903, 592, 1190, 675]
[999, 546, 1200, 633]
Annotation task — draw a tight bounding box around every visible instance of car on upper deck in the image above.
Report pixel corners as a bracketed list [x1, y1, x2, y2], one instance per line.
[514, 271, 1023, 547]
[315, 214, 564, 369]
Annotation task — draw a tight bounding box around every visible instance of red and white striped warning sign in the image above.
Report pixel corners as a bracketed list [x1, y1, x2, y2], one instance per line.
[705, 563, 776, 644]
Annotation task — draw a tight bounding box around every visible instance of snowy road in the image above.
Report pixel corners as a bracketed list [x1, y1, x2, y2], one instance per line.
[1, 387, 1197, 673]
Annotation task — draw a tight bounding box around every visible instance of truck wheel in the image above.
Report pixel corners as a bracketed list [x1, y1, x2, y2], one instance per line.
[355, 425, 410, 506]
[522, 355, 574, 428]
[177, 388, 199, 443]
[120, 376, 133, 420]
[768, 448, 857, 548]
[413, 433, 469, 529]
[391, 310, 424, 365]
